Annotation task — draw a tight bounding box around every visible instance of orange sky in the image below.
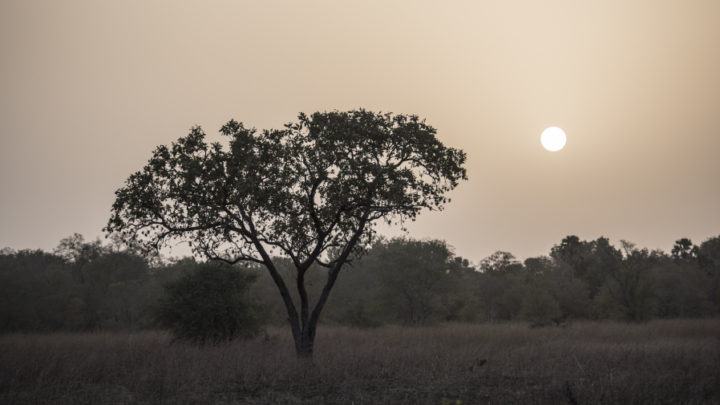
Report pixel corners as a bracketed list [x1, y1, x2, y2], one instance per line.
[1, 0, 719, 262]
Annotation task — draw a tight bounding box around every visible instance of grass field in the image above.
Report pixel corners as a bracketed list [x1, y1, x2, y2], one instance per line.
[1, 319, 719, 404]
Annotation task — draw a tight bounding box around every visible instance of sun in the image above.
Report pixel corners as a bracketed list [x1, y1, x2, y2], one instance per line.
[541, 127, 567, 151]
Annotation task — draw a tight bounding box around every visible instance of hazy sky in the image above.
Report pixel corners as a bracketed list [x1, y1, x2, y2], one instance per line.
[1, 0, 719, 262]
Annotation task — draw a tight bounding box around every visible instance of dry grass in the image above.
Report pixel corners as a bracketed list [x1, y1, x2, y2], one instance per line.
[1, 319, 719, 404]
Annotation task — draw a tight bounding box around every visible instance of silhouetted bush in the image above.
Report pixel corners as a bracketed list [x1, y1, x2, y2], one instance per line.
[157, 262, 262, 344]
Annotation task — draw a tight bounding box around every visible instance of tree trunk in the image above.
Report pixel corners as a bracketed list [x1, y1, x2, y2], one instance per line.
[291, 318, 317, 358]
[287, 211, 370, 359]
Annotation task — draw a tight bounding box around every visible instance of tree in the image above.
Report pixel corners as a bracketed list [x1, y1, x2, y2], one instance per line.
[106, 110, 467, 357]
[585, 237, 622, 297]
[550, 235, 593, 282]
[523, 256, 553, 276]
[603, 241, 659, 321]
[54, 233, 106, 285]
[157, 262, 262, 343]
[697, 236, 720, 272]
[479, 251, 522, 274]
[671, 238, 698, 262]
[373, 238, 455, 325]
[696, 236, 720, 313]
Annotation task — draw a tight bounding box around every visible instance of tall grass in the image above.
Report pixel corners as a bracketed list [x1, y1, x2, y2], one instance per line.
[1, 319, 718, 404]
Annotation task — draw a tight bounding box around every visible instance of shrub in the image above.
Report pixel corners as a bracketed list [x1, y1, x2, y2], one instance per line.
[157, 262, 263, 344]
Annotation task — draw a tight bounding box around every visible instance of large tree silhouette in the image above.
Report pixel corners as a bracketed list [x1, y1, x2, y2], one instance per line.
[107, 110, 466, 357]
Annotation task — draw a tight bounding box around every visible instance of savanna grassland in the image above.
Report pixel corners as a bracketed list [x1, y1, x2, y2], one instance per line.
[1, 319, 718, 404]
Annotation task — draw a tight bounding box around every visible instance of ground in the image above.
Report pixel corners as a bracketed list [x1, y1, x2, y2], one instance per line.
[1, 320, 718, 404]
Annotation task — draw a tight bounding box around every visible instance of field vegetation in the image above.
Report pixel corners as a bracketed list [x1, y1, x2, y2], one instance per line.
[1, 320, 718, 404]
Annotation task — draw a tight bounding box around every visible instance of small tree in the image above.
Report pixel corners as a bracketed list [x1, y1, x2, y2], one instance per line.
[374, 238, 455, 325]
[157, 262, 262, 344]
[107, 110, 466, 357]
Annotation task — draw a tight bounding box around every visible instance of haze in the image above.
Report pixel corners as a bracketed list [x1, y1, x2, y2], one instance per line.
[1, 0, 719, 262]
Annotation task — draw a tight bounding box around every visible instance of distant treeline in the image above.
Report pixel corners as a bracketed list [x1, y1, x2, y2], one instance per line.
[1, 234, 718, 333]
